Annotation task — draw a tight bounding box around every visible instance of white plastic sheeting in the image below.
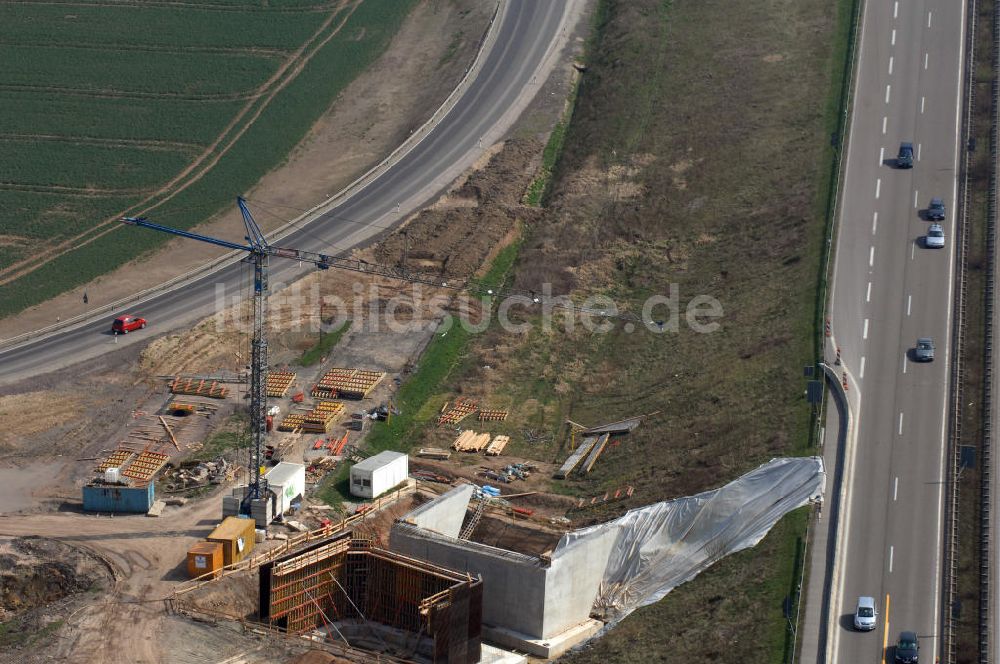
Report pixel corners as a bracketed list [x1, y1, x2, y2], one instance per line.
[552, 456, 825, 625]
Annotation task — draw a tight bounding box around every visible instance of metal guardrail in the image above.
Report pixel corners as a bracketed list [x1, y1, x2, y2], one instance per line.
[980, 0, 999, 659]
[0, 0, 506, 354]
[944, 0, 980, 661]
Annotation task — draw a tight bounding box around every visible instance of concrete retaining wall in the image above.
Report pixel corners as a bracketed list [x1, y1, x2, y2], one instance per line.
[402, 484, 474, 538]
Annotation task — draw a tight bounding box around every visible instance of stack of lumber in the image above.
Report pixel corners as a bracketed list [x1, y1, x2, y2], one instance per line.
[417, 448, 451, 460]
[278, 402, 344, 433]
[579, 433, 611, 474]
[266, 371, 296, 398]
[312, 368, 385, 399]
[484, 435, 510, 456]
[478, 409, 508, 422]
[438, 397, 478, 426]
[452, 430, 491, 452]
[170, 377, 228, 399]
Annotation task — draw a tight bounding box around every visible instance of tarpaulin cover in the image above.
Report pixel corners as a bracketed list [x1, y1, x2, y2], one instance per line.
[551, 456, 825, 625]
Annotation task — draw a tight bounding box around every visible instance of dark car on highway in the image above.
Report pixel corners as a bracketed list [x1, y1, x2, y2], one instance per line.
[894, 631, 919, 663]
[927, 197, 945, 220]
[897, 142, 914, 168]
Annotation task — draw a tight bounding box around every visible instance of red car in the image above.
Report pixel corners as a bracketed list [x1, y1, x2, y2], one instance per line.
[111, 315, 146, 334]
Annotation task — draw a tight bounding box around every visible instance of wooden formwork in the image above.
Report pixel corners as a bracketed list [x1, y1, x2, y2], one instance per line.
[477, 409, 508, 422]
[484, 435, 510, 456]
[311, 368, 385, 400]
[96, 449, 135, 473]
[266, 371, 296, 398]
[438, 397, 478, 426]
[170, 377, 229, 399]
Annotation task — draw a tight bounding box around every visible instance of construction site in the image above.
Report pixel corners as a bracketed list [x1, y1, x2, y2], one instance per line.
[0, 2, 832, 663]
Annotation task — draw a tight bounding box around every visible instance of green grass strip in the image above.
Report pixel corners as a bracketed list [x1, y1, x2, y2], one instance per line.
[298, 320, 351, 367]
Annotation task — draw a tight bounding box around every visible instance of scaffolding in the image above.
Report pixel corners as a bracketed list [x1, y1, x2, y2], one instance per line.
[259, 536, 482, 664]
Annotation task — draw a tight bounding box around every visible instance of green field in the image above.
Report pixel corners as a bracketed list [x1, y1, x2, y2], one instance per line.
[0, 0, 417, 316]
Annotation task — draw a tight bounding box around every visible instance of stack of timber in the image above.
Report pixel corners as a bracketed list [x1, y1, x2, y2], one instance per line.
[278, 402, 344, 433]
[438, 397, 478, 426]
[312, 368, 385, 399]
[484, 435, 510, 456]
[417, 448, 452, 460]
[478, 409, 508, 422]
[170, 377, 228, 399]
[266, 371, 296, 398]
[452, 430, 491, 452]
[579, 433, 611, 474]
[554, 436, 600, 479]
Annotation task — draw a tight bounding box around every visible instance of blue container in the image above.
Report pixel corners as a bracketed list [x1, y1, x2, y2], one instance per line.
[82, 483, 155, 513]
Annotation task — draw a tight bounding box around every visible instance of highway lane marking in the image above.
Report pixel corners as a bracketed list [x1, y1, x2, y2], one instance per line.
[903, 352, 908, 373]
[889, 56, 894, 74]
[873, 211, 878, 233]
[882, 115, 888, 134]
[894, 0, 898, 18]
[917, 143, 922, 161]
[891, 28, 896, 46]
[870, 245, 876, 267]
[876, 178, 881, 199]
[914, 189, 919, 207]
[882, 594, 891, 664]
[867, 281, 872, 302]
[925, 52, 929, 69]
[927, 10, 932, 27]
[863, 318, 869, 339]
[879, 146, 884, 166]
[894, 476, 899, 500]
[889, 545, 894, 572]
[907, 294, 912, 315]
[885, 84, 891, 104]
[911, 242, 915, 260]
[899, 412, 904, 435]
[921, 96, 925, 113]
[860, 356, 866, 378]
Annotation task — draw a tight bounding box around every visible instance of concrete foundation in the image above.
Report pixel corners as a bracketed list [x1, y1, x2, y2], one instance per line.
[482, 619, 604, 659]
[390, 487, 615, 649]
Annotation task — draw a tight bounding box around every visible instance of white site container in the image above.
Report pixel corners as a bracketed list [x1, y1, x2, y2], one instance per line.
[350, 451, 408, 499]
[265, 462, 306, 517]
[105, 467, 121, 484]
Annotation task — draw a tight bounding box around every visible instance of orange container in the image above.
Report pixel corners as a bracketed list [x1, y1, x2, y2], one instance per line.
[186, 541, 223, 579]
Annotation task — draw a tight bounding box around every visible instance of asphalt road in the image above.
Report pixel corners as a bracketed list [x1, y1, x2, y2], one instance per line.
[823, 0, 966, 662]
[0, 0, 572, 385]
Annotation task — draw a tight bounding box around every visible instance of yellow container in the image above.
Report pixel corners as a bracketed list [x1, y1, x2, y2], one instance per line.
[206, 516, 256, 566]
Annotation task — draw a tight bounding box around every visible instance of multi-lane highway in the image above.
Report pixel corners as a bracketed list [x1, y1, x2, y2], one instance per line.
[0, 0, 575, 385]
[823, 0, 966, 661]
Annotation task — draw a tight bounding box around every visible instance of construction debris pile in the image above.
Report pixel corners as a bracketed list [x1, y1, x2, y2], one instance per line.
[162, 458, 232, 492]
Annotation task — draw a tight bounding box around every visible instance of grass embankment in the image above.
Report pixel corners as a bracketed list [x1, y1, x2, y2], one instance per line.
[954, 0, 993, 658]
[397, 0, 852, 659]
[190, 413, 248, 463]
[299, 320, 351, 367]
[0, 0, 418, 318]
[315, 241, 521, 506]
